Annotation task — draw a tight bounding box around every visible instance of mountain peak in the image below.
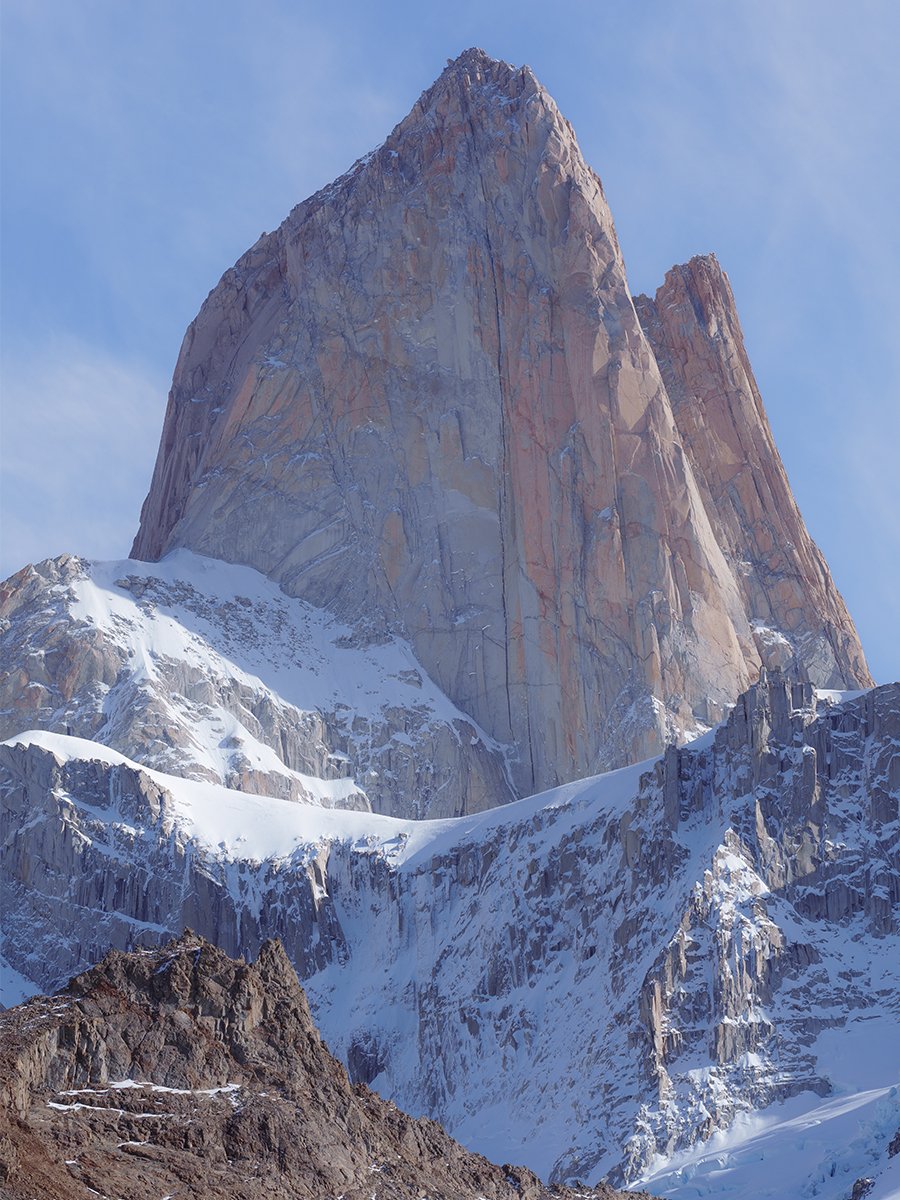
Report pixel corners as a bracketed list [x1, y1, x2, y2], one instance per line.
[392, 45, 552, 146]
[0, 931, 646, 1198]
[130, 47, 870, 801]
[444, 45, 507, 72]
[441, 45, 540, 90]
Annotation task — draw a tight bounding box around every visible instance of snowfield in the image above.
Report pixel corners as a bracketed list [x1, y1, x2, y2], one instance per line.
[2, 629, 898, 1194]
[4, 727, 652, 872]
[638, 1015, 900, 1199]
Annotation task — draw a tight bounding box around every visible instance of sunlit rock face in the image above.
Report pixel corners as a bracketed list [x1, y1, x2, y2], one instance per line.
[131, 48, 870, 798]
[634, 255, 870, 690]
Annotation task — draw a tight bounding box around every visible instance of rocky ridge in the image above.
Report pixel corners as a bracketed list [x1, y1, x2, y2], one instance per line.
[3, 676, 898, 1186]
[0, 550, 513, 818]
[0, 933, 648, 1199]
[129, 47, 870, 796]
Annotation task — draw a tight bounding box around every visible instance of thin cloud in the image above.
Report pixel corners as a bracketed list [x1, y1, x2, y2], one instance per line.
[0, 339, 165, 577]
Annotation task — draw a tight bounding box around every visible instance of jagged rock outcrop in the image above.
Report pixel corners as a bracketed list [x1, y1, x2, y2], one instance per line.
[4, 678, 898, 1184]
[634, 255, 869, 687]
[0, 934, 647, 1199]
[130, 48, 870, 796]
[0, 550, 513, 818]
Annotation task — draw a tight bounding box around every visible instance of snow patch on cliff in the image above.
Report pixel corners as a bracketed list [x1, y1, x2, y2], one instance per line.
[3, 548, 515, 816]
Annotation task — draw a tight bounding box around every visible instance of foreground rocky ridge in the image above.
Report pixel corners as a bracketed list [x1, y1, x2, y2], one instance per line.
[3, 676, 898, 1185]
[129, 48, 870, 796]
[0, 934, 647, 1199]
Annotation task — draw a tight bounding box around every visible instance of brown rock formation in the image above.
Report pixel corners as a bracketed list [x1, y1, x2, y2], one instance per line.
[0, 934, 649, 1200]
[131, 48, 870, 797]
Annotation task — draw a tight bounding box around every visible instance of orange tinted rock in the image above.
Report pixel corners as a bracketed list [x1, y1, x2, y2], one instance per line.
[634, 254, 871, 689]
[131, 50, 869, 797]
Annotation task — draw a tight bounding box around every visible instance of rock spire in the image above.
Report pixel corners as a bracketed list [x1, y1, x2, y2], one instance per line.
[131, 49, 870, 794]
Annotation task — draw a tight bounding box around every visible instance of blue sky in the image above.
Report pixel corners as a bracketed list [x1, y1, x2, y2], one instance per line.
[2, 0, 897, 682]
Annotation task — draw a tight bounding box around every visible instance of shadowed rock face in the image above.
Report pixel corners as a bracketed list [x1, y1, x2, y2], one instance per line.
[131, 47, 870, 797]
[4, 679, 898, 1183]
[0, 934, 648, 1200]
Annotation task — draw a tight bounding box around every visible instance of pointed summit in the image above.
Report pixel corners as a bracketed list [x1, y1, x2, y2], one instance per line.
[432, 46, 542, 101]
[635, 256, 870, 687]
[446, 45, 506, 70]
[352, 44, 592, 245]
[442, 46, 520, 79]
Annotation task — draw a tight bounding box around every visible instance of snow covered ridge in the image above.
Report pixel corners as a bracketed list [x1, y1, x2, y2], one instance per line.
[2, 676, 898, 1193]
[0, 727, 653, 870]
[0, 549, 514, 818]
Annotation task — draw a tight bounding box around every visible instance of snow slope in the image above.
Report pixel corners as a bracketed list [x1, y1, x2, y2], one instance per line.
[3, 678, 898, 1191]
[638, 1015, 900, 1199]
[0, 550, 514, 817]
[3, 727, 651, 871]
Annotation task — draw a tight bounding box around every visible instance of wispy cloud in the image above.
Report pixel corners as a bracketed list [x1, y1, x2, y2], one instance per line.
[0, 339, 165, 577]
[1, 2, 406, 363]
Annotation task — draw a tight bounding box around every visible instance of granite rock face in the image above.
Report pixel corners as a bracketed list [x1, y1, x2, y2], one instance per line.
[0, 934, 645, 1200]
[634, 255, 869, 688]
[131, 48, 870, 795]
[4, 679, 898, 1183]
